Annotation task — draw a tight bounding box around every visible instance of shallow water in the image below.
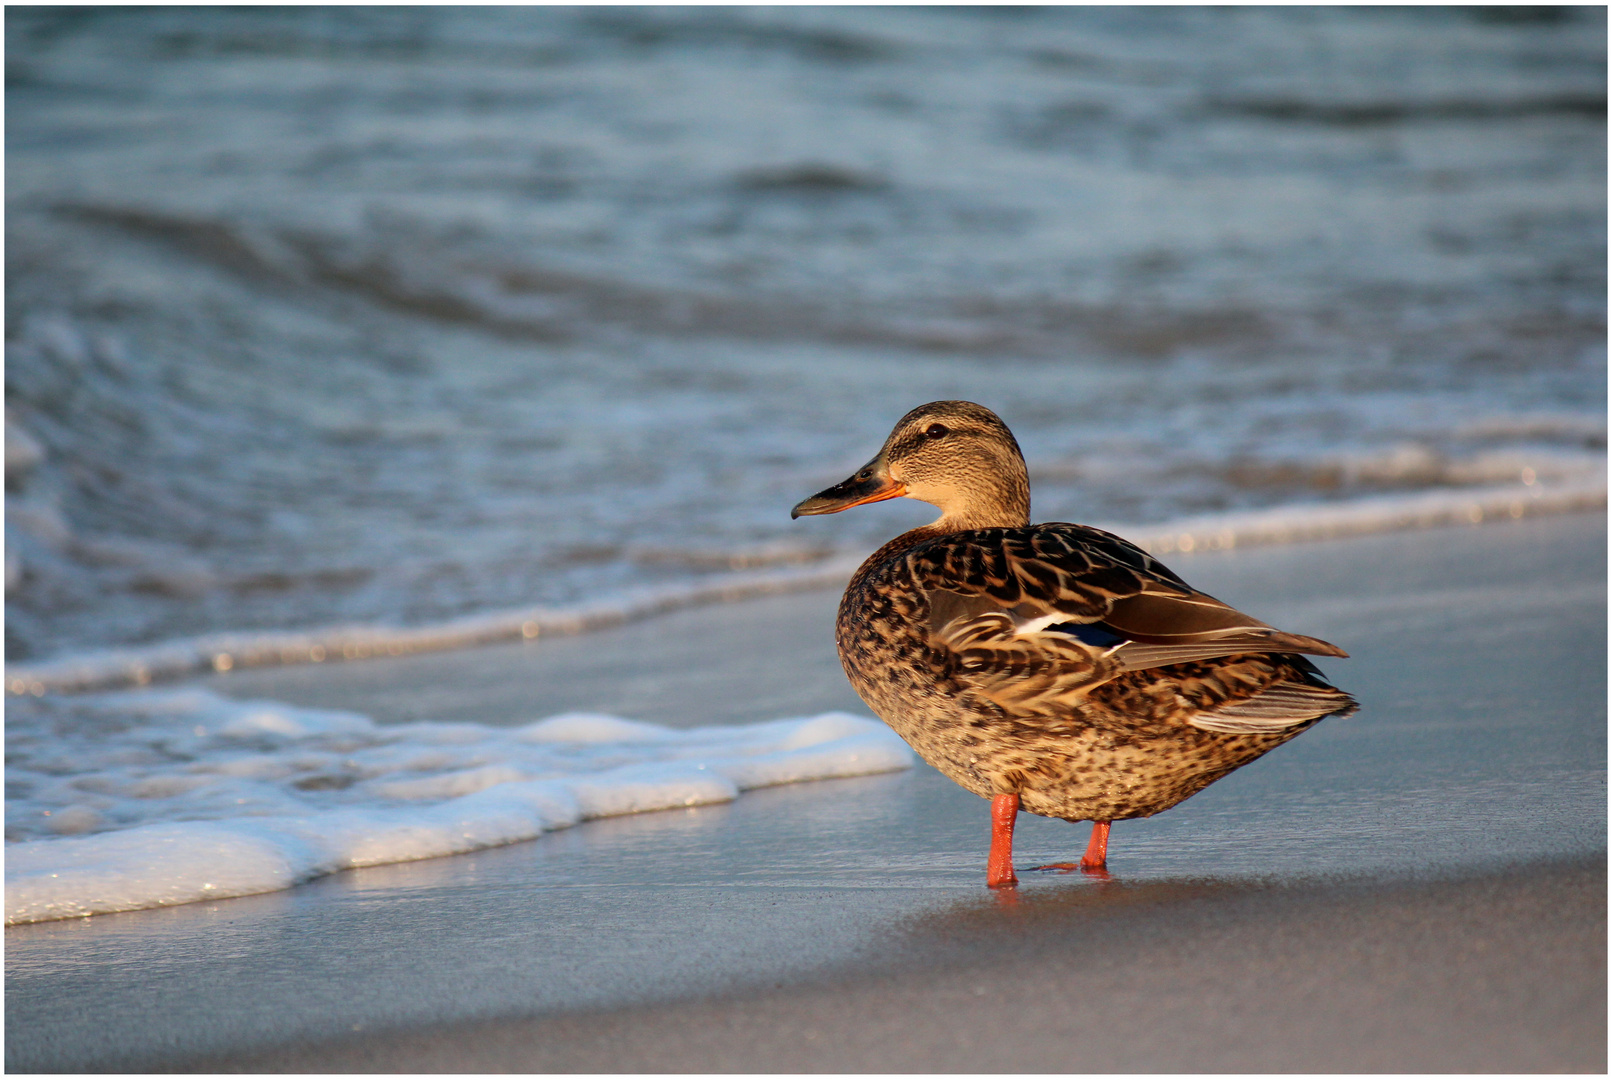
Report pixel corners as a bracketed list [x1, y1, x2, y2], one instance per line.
[8, 503, 1601, 931]
[3, 689, 912, 923]
[6, 6, 1605, 662]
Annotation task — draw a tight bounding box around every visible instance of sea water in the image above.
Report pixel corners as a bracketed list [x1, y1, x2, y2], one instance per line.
[7, 7, 1603, 663]
[5, 8, 1605, 919]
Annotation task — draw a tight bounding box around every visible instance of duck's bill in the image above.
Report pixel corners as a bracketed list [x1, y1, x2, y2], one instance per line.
[791, 471, 907, 518]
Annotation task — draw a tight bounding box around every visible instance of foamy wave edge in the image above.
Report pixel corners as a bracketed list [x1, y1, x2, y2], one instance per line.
[4, 708, 915, 925]
[8, 478, 1603, 697]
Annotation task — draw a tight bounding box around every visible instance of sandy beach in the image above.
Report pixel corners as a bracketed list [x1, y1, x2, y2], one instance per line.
[5, 512, 1606, 1073]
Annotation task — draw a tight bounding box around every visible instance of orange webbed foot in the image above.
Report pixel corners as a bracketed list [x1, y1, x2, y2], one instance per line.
[1026, 820, 1113, 879]
[1027, 861, 1112, 881]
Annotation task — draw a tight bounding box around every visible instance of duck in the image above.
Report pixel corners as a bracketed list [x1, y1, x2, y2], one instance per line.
[792, 400, 1357, 887]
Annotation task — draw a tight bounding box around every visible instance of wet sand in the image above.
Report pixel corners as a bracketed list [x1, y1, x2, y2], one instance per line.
[5, 512, 1606, 1073]
[215, 855, 1606, 1074]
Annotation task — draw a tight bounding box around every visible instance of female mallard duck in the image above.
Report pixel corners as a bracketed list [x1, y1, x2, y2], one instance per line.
[793, 401, 1356, 887]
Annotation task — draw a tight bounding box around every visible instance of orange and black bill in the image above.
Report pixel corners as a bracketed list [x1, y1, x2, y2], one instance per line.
[791, 464, 906, 518]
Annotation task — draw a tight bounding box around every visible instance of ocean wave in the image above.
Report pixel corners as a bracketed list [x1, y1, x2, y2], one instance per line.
[8, 476, 1602, 698]
[1207, 92, 1607, 126]
[4, 687, 914, 924]
[7, 6, 1604, 674]
[57, 201, 1315, 358]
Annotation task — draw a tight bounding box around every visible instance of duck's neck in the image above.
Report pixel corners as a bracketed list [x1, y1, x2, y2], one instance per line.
[847, 492, 1030, 598]
[919, 472, 1031, 537]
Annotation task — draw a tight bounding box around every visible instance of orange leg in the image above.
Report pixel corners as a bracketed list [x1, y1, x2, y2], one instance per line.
[1081, 820, 1111, 870]
[986, 792, 1019, 888]
[1029, 819, 1113, 879]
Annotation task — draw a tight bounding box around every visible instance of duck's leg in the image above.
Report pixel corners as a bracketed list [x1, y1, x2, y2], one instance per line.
[1081, 820, 1111, 870]
[1029, 819, 1112, 878]
[986, 792, 1019, 888]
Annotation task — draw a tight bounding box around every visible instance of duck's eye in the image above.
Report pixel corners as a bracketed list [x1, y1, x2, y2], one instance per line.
[925, 423, 949, 439]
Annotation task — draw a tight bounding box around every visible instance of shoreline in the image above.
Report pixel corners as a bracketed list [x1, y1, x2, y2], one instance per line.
[7, 478, 1602, 697]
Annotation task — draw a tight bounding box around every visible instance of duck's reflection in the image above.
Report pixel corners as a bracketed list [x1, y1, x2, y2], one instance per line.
[911, 871, 1293, 936]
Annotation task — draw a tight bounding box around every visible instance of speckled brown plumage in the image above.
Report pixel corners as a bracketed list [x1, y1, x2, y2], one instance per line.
[793, 400, 1357, 875]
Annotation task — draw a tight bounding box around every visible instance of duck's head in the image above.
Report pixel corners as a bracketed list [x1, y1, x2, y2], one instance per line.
[791, 400, 1030, 530]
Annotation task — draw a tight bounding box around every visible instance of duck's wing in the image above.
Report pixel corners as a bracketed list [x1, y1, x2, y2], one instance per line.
[1189, 662, 1359, 733]
[909, 523, 1347, 713]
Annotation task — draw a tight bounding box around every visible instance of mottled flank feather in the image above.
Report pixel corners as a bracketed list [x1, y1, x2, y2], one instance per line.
[796, 400, 1357, 828]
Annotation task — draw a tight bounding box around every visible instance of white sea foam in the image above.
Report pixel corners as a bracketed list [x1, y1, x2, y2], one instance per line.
[1113, 475, 1606, 555]
[6, 475, 1602, 697]
[3, 688, 914, 924]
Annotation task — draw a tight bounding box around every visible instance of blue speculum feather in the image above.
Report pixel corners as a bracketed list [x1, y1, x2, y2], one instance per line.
[1048, 622, 1127, 647]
